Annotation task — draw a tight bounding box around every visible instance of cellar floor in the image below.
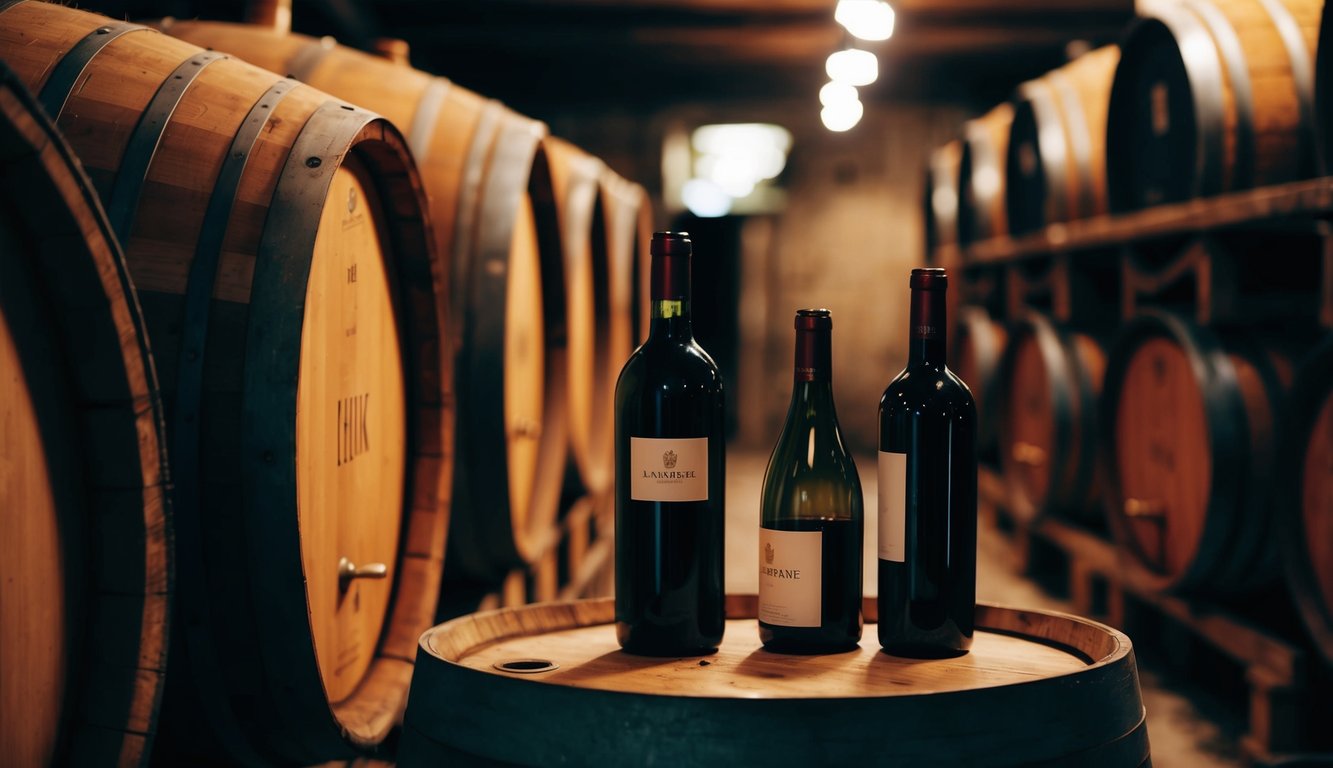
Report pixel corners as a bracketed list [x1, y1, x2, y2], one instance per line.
[724, 449, 1244, 768]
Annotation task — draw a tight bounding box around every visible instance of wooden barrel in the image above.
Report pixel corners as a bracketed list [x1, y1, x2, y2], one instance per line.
[153, 17, 574, 586]
[1006, 46, 1119, 234]
[951, 306, 1008, 465]
[544, 136, 623, 498]
[1101, 311, 1291, 596]
[957, 103, 1013, 247]
[398, 596, 1149, 766]
[633, 181, 654, 346]
[596, 168, 645, 487]
[995, 312, 1106, 525]
[0, 3, 449, 762]
[0, 61, 170, 768]
[1106, 0, 1321, 211]
[924, 140, 962, 255]
[1276, 335, 1333, 666]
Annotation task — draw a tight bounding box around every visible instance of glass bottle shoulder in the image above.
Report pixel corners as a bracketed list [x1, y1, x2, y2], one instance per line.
[616, 336, 724, 397]
[879, 363, 976, 420]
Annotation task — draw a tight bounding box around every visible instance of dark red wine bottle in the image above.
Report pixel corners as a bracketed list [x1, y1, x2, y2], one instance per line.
[759, 309, 864, 653]
[878, 268, 977, 657]
[614, 231, 725, 656]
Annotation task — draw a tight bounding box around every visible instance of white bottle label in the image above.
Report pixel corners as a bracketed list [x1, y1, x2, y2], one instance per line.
[878, 451, 907, 562]
[630, 436, 708, 501]
[758, 527, 822, 627]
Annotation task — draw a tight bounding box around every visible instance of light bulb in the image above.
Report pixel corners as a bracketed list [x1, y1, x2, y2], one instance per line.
[820, 81, 859, 107]
[825, 48, 878, 87]
[821, 98, 864, 132]
[835, 0, 895, 42]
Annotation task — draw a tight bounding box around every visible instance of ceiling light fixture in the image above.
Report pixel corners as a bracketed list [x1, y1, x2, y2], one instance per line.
[825, 48, 878, 87]
[834, 0, 895, 42]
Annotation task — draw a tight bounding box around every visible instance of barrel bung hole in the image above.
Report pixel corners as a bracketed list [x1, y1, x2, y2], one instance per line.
[494, 659, 559, 674]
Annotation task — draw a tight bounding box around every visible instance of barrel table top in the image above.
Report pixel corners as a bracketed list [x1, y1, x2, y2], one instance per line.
[403, 596, 1149, 767]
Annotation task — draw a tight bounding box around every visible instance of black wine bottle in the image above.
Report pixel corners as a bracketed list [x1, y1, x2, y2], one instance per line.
[878, 267, 978, 657]
[759, 309, 864, 653]
[614, 231, 725, 656]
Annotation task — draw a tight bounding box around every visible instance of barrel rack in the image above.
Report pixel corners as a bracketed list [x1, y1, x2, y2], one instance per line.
[951, 177, 1333, 765]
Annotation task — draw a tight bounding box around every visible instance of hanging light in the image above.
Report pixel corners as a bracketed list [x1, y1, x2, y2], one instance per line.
[835, 0, 896, 42]
[819, 81, 859, 108]
[821, 97, 864, 132]
[825, 48, 878, 87]
[681, 178, 733, 217]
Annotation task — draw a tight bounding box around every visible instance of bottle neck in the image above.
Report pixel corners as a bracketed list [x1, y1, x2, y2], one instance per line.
[908, 287, 947, 366]
[648, 247, 692, 340]
[794, 326, 831, 384]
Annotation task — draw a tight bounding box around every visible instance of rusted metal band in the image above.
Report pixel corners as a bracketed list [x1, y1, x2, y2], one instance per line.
[106, 50, 227, 242]
[37, 20, 148, 121]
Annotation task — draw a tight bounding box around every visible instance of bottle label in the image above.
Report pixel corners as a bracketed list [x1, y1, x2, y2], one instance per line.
[758, 527, 822, 627]
[630, 436, 709, 501]
[878, 451, 907, 562]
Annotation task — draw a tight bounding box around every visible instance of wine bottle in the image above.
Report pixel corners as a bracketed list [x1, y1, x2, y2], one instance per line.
[759, 309, 864, 653]
[878, 267, 978, 657]
[614, 231, 725, 656]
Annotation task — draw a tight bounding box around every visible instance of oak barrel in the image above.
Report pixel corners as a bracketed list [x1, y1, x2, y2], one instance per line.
[1106, 0, 1322, 211]
[398, 596, 1149, 766]
[1101, 311, 1291, 596]
[1276, 336, 1333, 666]
[153, 17, 575, 584]
[1317, 1, 1333, 169]
[995, 312, 1106, 524]
[1006, 45, 1119, 234]
[0, 3, 449, 762]
[544, 136, 625, 498]
[0, 62, 170, 768]
[957, 103, 1013, 247]
[924, 139, 962, 255]
[951, 306, 1008, 465]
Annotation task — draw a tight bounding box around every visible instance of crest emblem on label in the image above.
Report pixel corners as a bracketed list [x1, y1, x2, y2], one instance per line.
[663, 450, 678, 468]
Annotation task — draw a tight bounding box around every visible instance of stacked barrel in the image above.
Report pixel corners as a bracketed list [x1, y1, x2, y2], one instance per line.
[929, 0, 1333, 671]
[0, 2, 652, 764]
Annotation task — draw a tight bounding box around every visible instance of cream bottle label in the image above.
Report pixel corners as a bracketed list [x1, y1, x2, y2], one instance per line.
[878, 450, 907, 562]
[630, 436, 708, 501]
[758, 528, 822, 627]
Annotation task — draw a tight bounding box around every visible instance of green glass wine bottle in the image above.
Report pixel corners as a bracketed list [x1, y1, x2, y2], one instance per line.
[759, 309, 864, 653]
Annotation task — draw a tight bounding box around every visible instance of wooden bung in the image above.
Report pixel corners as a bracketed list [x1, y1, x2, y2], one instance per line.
[0, 61, 170, 768]
[995, 311, 1106, 525]
[1107, 0, 1322, 211]
[399, 596, 1149, 766]
[154, 17, 592, 584]
[1006, 45, 1119, 234]
[1275, 335, 1333, 667]
[957, 103, 1013, 247]
[1101, 310, 1292, 596]
[0, 3, 450, 762]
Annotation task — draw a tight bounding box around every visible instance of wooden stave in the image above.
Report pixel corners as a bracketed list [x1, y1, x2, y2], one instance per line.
[0, 61, 171, 768]
[0, 3, 449, 762]
[1099, 310, 1288, 596]
[595, 168, 643, 494]
[399, 596, 1148, 767]
[957, 103, 1013, 247]
[544, 135, 618, 498]
[994, 311, 1106, 525]
[1006, 46, 1119, 234]
[1106, 0, 1320, 212]
[924, 140, 962, 254]
[1276, 335, 1333, 666]
[951, 306, 1008, 464]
